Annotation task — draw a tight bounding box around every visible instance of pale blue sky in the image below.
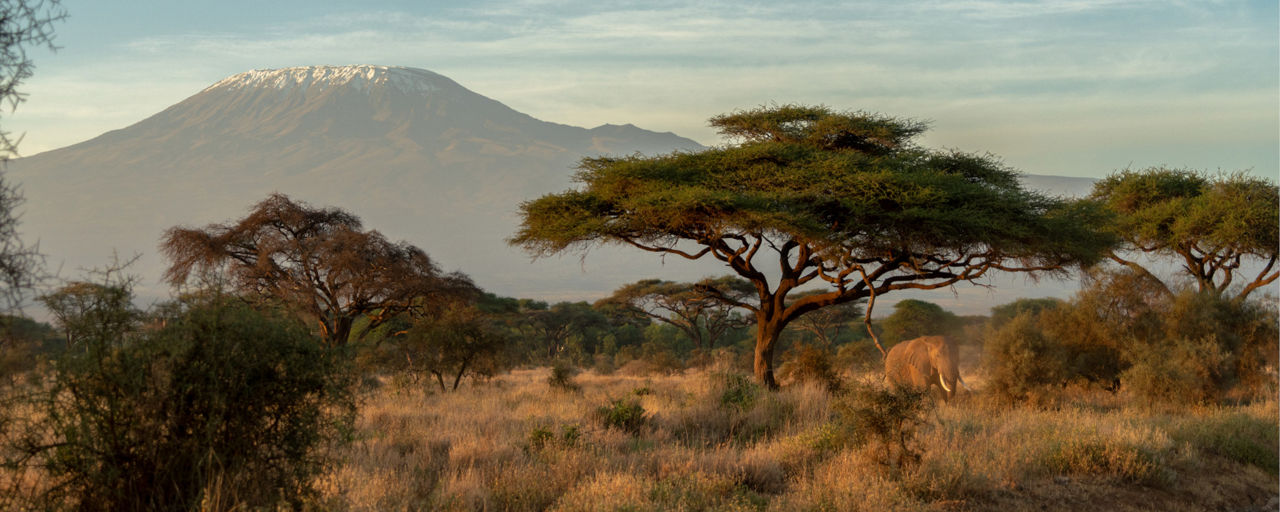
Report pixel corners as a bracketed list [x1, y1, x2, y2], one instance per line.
[8, 0, 1278, 179]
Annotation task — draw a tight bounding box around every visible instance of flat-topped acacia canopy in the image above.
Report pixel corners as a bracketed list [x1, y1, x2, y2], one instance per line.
[512, 105, 1115, 388]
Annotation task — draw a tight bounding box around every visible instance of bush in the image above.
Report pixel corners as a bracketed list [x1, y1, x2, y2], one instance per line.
[14, 295, 353, 510]
[1119, 290, 1278, 404]
[714, 370, 759, 412]
[547, 360, 580, 392]
[829, 383, 931, 468]
[594, 398, 647, 434]
[777, 343, 842, 392]
[1122, 336, 1225, 405]
[834, 341, 882, 373]
[982, 312, 1069, 402]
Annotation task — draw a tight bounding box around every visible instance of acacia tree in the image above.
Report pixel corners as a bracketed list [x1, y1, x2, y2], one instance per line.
[596, 275, 753, 350]
[520, 301, 608, 359]
[1090, 168, 1278, 301]
[512, 105, 1114, 388]
[401, 303, 507, 392]
[160, 194, 475, 346]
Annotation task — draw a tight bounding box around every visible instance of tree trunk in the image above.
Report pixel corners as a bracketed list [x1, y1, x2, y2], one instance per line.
[330, 316, 354, 347]
[753, 317, 784, 390]
[451, 358, 470, 391]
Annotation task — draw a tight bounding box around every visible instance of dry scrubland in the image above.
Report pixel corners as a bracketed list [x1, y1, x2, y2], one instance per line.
[319, 365, 1279, 511]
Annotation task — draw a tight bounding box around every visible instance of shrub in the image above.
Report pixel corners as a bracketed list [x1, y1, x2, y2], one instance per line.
[777, 343, 842, 392]
[14, 295, 353, 510]
[714, 370, 759, 412]
[834, 341, 882, 374]
[982, 312, 1069, 402]
[1122, 335, 1224, 405]
[547, 360, 580, 392]
[829, 383, 931, 468]
[594, 398, 647, 434]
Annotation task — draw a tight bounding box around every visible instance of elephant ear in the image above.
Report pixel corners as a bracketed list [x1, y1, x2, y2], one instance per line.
[922, 336, 947, 354]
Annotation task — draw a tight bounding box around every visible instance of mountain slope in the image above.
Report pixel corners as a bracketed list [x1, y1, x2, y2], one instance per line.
[8, 65, 705, 302]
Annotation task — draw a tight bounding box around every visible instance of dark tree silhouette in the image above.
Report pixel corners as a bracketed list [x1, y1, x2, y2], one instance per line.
[160, 193, 475, 346]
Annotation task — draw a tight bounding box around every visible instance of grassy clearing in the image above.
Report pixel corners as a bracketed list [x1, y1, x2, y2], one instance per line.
[317, 366, 1278, 511]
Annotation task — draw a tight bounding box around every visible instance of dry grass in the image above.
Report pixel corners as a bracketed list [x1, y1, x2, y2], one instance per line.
[315, 366, 1279, 511]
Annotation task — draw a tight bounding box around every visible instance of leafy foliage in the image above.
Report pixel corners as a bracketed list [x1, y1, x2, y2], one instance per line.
[880, 299, 960, 343]
[513, 104, 1114, 387]
[829, 383, 931, 468]
[1091, 168, 1279, 300]
[547, 360, 581, 392]
[161, 193, 475, 346]
[12, 284, 353, 510]
[596, 276, 753, 350]
[982, 311, 1070, 402]
[520, 300, 609, 361]
[398, 303, 508, 392]
[594, 397, 647, 434]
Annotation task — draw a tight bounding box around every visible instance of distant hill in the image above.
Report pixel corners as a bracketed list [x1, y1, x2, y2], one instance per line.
[8, 65, 1098, 314]
[1018, 174, 1097, 197]
[8, 65, 709, 304]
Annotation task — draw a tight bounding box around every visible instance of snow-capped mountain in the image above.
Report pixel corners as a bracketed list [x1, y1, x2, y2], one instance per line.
[8, 65, 705, 303]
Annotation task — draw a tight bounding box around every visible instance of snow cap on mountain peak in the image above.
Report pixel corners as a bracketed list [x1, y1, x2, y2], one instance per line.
[206, 65, 455, 95]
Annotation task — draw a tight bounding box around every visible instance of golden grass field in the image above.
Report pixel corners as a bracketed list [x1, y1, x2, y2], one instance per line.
[315, 364, 1279, 511]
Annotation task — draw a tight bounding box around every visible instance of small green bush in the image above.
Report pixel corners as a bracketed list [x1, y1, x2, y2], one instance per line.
[714, 370, 759, 412]
[525, 423, 580, 452]
[595, 398, 647, 434]
[547, 360, 580, 392]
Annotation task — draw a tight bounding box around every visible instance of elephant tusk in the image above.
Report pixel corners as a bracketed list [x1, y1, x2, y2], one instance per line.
[938, 373, 952, 393]
[958, 374, 972, 392]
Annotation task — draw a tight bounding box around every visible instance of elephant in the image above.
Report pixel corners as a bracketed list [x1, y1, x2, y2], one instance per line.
[884, 335, 968, 402]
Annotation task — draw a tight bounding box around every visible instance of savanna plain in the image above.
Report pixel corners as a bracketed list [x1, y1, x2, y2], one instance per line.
[320, 360, 1277, 511]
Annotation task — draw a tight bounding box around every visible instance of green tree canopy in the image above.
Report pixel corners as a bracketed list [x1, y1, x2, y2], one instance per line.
[512, 105, 1115, 388]
[1091, 168, 1279, 301]
[595, 275, 753, 350]
[880, 299, 959, 344]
